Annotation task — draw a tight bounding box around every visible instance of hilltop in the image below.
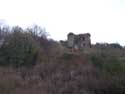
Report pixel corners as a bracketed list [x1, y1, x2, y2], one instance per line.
[0, 25, 125, 94]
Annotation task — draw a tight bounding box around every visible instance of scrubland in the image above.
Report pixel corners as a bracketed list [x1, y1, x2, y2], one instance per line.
[0, 25, 125, 94]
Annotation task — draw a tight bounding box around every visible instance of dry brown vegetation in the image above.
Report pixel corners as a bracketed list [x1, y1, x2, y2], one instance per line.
[0, 25, 125, 94]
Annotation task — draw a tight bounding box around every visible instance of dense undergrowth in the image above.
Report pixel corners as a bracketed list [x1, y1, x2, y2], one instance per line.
[0, 25, 125, 94]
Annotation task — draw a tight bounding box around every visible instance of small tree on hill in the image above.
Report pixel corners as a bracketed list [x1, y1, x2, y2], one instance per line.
[0, 26, 40, 67]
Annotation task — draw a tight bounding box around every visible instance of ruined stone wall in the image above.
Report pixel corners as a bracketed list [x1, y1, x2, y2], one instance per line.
[67, 33, 91, 49]
[67, 33, 75, 48]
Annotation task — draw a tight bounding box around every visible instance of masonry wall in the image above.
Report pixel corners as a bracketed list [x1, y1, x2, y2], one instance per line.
[67, 33, 75, 48]
[67, 33, 91, 49]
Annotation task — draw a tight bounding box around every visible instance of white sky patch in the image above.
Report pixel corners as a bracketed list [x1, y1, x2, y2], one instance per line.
[0, 0, 125, 45]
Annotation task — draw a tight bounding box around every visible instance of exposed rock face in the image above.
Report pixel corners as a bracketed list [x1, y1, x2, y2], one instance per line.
[67, 32, 91, 49]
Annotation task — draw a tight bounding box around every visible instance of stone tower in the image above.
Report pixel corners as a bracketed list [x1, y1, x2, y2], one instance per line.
[67, 32, 91, 49]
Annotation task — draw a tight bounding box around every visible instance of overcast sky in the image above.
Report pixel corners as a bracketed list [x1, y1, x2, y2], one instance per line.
[0, 0, 125, 45]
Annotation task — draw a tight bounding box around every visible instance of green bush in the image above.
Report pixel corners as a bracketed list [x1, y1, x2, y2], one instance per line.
[90, 52, 107, 69]
[90, 52, 125, 75]
[0, 31, 39, 67]
[61, 53, 78, 60]
[107, 59, 125, 75]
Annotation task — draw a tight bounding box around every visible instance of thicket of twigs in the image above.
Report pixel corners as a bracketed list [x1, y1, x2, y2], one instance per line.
[0, 25, 125, 94]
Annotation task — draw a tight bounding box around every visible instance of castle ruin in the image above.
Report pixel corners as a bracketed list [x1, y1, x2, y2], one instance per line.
[67, 32, 91, 49]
